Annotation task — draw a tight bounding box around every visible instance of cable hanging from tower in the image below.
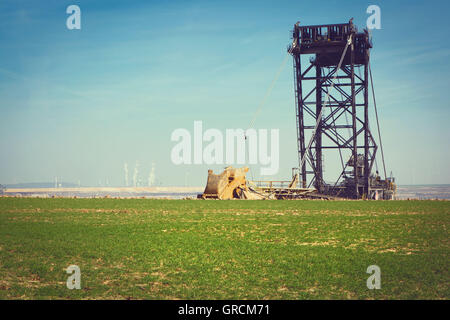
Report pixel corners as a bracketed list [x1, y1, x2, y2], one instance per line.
[368, 62, 387, 180]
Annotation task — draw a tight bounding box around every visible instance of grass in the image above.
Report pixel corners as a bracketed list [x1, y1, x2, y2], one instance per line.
[0, 198, 448, 299]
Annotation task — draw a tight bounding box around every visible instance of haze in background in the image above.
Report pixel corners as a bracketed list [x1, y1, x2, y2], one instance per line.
[0, 0, 449, 186]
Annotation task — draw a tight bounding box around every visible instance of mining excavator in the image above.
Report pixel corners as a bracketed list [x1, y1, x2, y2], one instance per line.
[199, 19, 396, 200]
[200, 166, 316, 200]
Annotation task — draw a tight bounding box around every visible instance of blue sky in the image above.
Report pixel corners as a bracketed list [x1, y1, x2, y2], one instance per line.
[0, 0, 449, 186]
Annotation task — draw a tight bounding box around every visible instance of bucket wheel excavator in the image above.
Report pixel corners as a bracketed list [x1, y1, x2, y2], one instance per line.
[198, 19, 395, 200]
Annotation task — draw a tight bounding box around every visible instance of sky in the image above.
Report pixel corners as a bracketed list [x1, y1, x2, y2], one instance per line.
[0, 0, 449, 187]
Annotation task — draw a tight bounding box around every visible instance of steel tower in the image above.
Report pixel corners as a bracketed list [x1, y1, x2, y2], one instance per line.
[289, 20, 379, 199]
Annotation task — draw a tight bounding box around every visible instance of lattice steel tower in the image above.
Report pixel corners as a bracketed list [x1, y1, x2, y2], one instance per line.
[288, 20, 379, 199]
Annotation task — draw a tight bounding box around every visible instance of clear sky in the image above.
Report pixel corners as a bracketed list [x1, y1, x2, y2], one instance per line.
[0, 0, 449, 187]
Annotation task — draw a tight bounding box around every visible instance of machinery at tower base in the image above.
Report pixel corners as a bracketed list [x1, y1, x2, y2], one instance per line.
[327, 155, 396, 200]
[200, 166, 317, 200]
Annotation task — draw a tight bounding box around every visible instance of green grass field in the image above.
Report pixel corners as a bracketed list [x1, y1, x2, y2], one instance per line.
[0, 198, 448, 299]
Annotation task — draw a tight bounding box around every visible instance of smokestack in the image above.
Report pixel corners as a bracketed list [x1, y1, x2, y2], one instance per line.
[133, 161, 140, 187]
[148, 162, 156, 187]
[124, 162, 129, 187]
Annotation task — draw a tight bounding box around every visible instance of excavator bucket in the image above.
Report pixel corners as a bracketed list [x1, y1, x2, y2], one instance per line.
[200, 166, 312, 200]
[201, 166, 249, 199]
